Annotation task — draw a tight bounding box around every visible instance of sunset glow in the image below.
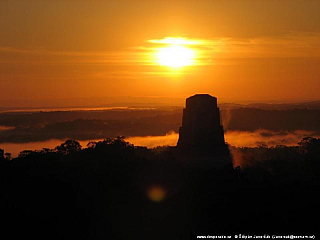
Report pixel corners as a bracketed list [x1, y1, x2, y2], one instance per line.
[156, 44, 194, 67]
[1, 1, 320, 238]
[1, 1, 320, 105]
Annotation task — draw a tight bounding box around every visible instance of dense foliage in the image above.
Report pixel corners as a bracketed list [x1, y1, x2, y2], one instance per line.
[1, 137, 319, 239]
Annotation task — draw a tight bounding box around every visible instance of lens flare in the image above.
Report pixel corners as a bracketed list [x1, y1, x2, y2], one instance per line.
[147, 186, 166, 202]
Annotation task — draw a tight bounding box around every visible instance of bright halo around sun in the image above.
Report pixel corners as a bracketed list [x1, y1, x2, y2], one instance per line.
[156, 45, 194, 67]
[150, 37, 198, 68]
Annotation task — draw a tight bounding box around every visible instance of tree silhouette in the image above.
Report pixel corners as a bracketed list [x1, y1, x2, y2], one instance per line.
[298, 137, 320, 154]
[55, 140, 82, 155]
[4, 152, 11, 161]
[18, 150, 37, 158]
[0, 149, 4, 161]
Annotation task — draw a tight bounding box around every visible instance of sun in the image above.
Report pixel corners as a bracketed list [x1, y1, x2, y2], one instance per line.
[156, 45, 194, 67]
[156, 45, 194, 68]
[149, 37, 200, 68]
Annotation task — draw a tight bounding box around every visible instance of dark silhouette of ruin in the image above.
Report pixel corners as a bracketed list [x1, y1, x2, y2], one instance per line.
[177, 94, 231, 168]
[178, 94, 226, 148]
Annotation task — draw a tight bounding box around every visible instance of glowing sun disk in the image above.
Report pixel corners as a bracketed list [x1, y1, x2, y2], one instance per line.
[156, 45, 194, 67]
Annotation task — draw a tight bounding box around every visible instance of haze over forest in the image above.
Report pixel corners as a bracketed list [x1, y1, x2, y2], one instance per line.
[0, 102, 320, 158]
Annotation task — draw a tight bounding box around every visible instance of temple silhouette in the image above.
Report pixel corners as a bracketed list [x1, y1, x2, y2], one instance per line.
[177, 94, 231, 168]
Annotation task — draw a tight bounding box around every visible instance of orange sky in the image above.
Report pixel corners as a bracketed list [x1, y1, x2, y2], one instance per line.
[1, 0, 320, 107]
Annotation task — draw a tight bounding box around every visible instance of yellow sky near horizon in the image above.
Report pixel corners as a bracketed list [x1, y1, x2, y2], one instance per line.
[1, 0, 320, 107]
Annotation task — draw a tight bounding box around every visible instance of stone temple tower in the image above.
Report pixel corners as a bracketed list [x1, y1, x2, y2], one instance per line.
[177, 94, 231, 168]
[178, 94, 225, 148]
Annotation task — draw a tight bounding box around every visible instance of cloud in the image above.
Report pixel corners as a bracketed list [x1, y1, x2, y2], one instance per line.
[2, 32, 319, 62]
[0, 126, 15, 131]
[1, 32, 319, 81]
[220, 33, 320, 58]
[146, 33, 320, 67]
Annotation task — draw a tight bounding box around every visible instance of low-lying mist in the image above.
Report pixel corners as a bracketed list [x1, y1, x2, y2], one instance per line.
[127, 129, 320, 148]
[2, 129, 320, 158]
[126, 131, 179, 148]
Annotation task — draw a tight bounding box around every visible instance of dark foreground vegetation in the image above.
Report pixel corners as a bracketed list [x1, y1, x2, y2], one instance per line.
[1, 137, 320, 239]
